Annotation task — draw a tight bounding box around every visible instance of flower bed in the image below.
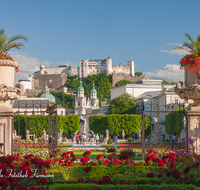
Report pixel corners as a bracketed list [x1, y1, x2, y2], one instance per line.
[1, 145, 200, 189]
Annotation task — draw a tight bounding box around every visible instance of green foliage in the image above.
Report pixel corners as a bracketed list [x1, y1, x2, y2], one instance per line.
[0, 29, 27, 53]
[47, 167, 68, 181]
[162, 80, 177, 85]
[107, 137, 113, 144]
[89, 114, 151, 136]
[166, 108, 186, 136]
[135, 71, 143, 76]
[65, 73, 112, 107]
[50, 184, 197, 190]
[50, 91, 75, 109]
[173, 33, 200, 56]
[65, 75, 80, 91]
[115, 80, 133, 87]
[65, 166, 165, 180]
[13, 115, 79, 137]
[106, 93, 137, 115]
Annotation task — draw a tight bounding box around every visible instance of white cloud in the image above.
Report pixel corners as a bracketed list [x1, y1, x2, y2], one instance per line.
[159, 43, 190, 55]
[144, 64, 184, 82]
[10, 52, 51, 83]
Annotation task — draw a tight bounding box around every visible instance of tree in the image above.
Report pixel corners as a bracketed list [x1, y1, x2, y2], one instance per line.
[162, 80, 170, 84]
[115, 80, 133, 87]
[0, 29, 27, 53]
[162, 80, 177, 85]
[65, 75, 80, 91]
[106, 93, 137, 115]
[173, 33, 200, 55]
[135, 71, 143, 76]
[50, 91, 75, 109]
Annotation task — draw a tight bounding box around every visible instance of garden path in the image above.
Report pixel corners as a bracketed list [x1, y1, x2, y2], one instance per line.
[69, 144, 104, 149]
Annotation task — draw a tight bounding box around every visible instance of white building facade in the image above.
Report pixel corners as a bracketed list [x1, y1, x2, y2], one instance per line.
[110, 79, 175, 99]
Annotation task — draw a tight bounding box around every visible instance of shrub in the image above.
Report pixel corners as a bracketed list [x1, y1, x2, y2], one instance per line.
[107, 137, 113, 144]
[49, 184, 197, 190]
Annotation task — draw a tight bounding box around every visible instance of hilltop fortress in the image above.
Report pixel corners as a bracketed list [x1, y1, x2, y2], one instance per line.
[21, 57, 144, 95]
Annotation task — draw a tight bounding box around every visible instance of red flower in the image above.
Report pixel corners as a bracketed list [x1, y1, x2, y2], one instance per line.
[77, 178, 84, 183]
[84, 166, 91, 173]
[184, 166, 190, 173]
[146, 172, 155, 178]
[40, 178, 47, 184]
[91, 180, 99, 185]
[172, 169, 181, 180]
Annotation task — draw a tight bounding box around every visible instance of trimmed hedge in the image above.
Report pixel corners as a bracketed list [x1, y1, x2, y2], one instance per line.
[49, 184, 196, 190]
[13, 114, 79, 138]
[64, 166, 165, 180]
[89, 114, 151, 136]
[47, 177, 162, 185]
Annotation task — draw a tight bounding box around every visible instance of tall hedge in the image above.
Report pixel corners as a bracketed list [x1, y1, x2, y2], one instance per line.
[166, 108, 185, 136]
[89, 114, 151, 136]
[13, 115, 79, 138]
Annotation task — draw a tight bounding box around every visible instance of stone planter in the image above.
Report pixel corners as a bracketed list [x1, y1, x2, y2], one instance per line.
[0, 59, 18, 87]
[184, 65, 200, 87]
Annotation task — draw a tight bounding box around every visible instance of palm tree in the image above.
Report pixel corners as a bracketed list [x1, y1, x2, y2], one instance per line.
[0, 29, 27, 54]
[173, 33, 200, 56]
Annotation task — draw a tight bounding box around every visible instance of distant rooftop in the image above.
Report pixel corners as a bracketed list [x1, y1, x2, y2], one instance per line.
[136, 91, 161, 99]
[134, 79, 162, 85]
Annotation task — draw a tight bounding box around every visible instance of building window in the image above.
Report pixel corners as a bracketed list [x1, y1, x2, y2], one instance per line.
[175, 99, 178, 104]
[78, 102, 80, 107]
[61, 111, 64, 115]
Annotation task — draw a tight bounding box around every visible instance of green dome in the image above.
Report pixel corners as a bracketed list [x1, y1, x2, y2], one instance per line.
[40, 93, 56, 103]
[77, 81, 84, 92]
[90, 83, 97, 94]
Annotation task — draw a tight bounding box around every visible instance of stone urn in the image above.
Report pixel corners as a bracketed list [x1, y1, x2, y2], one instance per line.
[0, 59, 25, 111]
[175, 65, 200, 106]
[184, 65, 200, 87]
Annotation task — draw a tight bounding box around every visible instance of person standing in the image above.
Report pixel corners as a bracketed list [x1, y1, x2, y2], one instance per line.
[90, 133, 94, 145]
[76, 135, 80, 144]
[172, 134, 176, 144]
[95, 133, 99, 145]
[113, 134, 118, 149]
[83, 133, 86, 145]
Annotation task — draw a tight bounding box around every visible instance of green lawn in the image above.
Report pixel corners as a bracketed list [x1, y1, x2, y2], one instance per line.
[58, 144, 73, 148]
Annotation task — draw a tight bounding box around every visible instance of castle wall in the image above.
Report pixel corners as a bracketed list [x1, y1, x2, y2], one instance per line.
[112, 74, 145, 86]
[33, 73, 68, 90]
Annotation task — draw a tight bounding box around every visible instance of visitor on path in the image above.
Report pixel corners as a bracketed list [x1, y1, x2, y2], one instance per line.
[83, 133, 86, 145]
[99, 137, 103, 144]
[172, 134, 176, 144]
[113, 134, 118, 149]
[76, 135, 79, 144]
[95, 134, 99, 145]
[80, 134, 83, 145]
[90, 133, 94, 145]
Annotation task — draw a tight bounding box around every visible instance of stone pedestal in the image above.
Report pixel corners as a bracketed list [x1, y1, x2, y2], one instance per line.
[186, 106, 200, 154]
[0, 107, 13, 156]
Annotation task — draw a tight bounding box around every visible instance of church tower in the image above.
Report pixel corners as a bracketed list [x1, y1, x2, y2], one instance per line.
[90, 82, 99, 108]
[75, 81, 87, 115]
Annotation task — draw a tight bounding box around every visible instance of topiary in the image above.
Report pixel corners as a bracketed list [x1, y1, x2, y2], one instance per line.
[107, 137, 113, 144]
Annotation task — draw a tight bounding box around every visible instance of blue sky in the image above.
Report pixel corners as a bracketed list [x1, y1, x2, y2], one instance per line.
[2, 0, 200, 82]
